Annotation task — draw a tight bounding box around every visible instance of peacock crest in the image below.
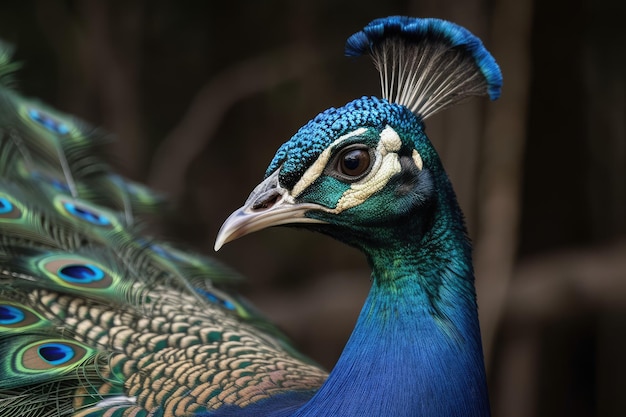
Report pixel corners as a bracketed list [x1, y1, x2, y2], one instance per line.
[346, 16, 501, 118]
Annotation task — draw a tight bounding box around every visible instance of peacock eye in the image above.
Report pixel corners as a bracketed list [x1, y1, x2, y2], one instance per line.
[336, 146, 372, 179]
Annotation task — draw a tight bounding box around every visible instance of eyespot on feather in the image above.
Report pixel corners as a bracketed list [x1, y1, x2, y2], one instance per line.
[31, 172, 71, 193]
[55, 196, 117, 228]
[0, 304, 25, 326]
[58, 264, 106, 284]
[62, 200, 112, 226]
[0, 304, 44, 330]
[40, 256, 114, 290]
[26, 107, 71, 135]
[0, 195, 22, 219]
[196, 289, 237, 311]
[148, 242, 185, 261]
[19, 340, 88, 371]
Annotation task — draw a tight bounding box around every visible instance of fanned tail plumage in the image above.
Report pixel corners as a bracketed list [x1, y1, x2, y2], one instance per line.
[0, 46, 326, 416]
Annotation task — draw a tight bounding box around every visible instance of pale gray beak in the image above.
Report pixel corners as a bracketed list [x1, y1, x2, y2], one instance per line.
[214, 170, 326, 251]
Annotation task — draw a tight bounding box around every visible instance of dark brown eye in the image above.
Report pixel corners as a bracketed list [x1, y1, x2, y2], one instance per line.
[338, 148, 371, 178]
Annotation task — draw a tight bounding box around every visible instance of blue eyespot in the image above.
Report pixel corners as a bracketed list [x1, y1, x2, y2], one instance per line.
[27, 108, 71, 135]
[196, 289, 236, 311]
[49, 179, 71, 192]
[63, 201, 111, 226]
[32, 172, 71, 193]
[58, 264, 105, 284]
[0, 197, 13, 214]
[0, 305, 25, 325]
[149, 243, 184, 261]
[37, 343, 75, 365]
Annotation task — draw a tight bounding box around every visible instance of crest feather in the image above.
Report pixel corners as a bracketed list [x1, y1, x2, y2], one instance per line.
[345, 16, 502, 119]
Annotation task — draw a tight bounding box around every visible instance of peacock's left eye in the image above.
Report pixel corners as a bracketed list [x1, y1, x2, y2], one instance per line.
[336, 146, 372, 180]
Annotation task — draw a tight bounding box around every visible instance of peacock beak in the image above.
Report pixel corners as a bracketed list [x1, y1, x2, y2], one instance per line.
[214, 170, 326, 251]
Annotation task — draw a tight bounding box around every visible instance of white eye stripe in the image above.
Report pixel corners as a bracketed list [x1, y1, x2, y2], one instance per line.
[291, 127, 368, 197]
[290, 125, 410, 214]
[334, 151, 401, 213]
[333, 126, 402, 212]
[329, 127, 369, 150]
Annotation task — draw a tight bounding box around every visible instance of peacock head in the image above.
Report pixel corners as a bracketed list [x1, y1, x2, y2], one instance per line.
[215, 16, 501, 253]
[215, 96, 442, 252]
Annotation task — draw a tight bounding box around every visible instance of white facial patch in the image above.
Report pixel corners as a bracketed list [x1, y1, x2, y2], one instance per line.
[379, 125, 402, 153]
[289, 125, 405, 214]
[334, 125, 402, 213]
[291, 127, 368, 197]
[412, 149, 423, 170]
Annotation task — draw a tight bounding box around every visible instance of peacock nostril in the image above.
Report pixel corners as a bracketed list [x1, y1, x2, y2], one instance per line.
[252, 193, 279, 211]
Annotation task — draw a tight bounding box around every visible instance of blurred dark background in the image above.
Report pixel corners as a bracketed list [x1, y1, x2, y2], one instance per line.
[0, 1, 624, 416]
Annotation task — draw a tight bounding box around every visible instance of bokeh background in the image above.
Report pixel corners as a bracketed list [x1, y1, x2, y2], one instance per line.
[1, 1, 624, 416]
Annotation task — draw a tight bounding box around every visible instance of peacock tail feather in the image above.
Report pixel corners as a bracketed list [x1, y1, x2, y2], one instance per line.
[0, 46, 326, 417]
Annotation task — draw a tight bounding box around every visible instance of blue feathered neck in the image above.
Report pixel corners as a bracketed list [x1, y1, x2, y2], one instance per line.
[205, 172, 490, 417]
[236, 98, 490, 416]
[206, 15, 499, 416]
[286, 170, 490, 417]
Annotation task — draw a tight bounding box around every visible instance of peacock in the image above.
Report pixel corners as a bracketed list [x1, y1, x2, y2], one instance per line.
[0, 16, 501, 417]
